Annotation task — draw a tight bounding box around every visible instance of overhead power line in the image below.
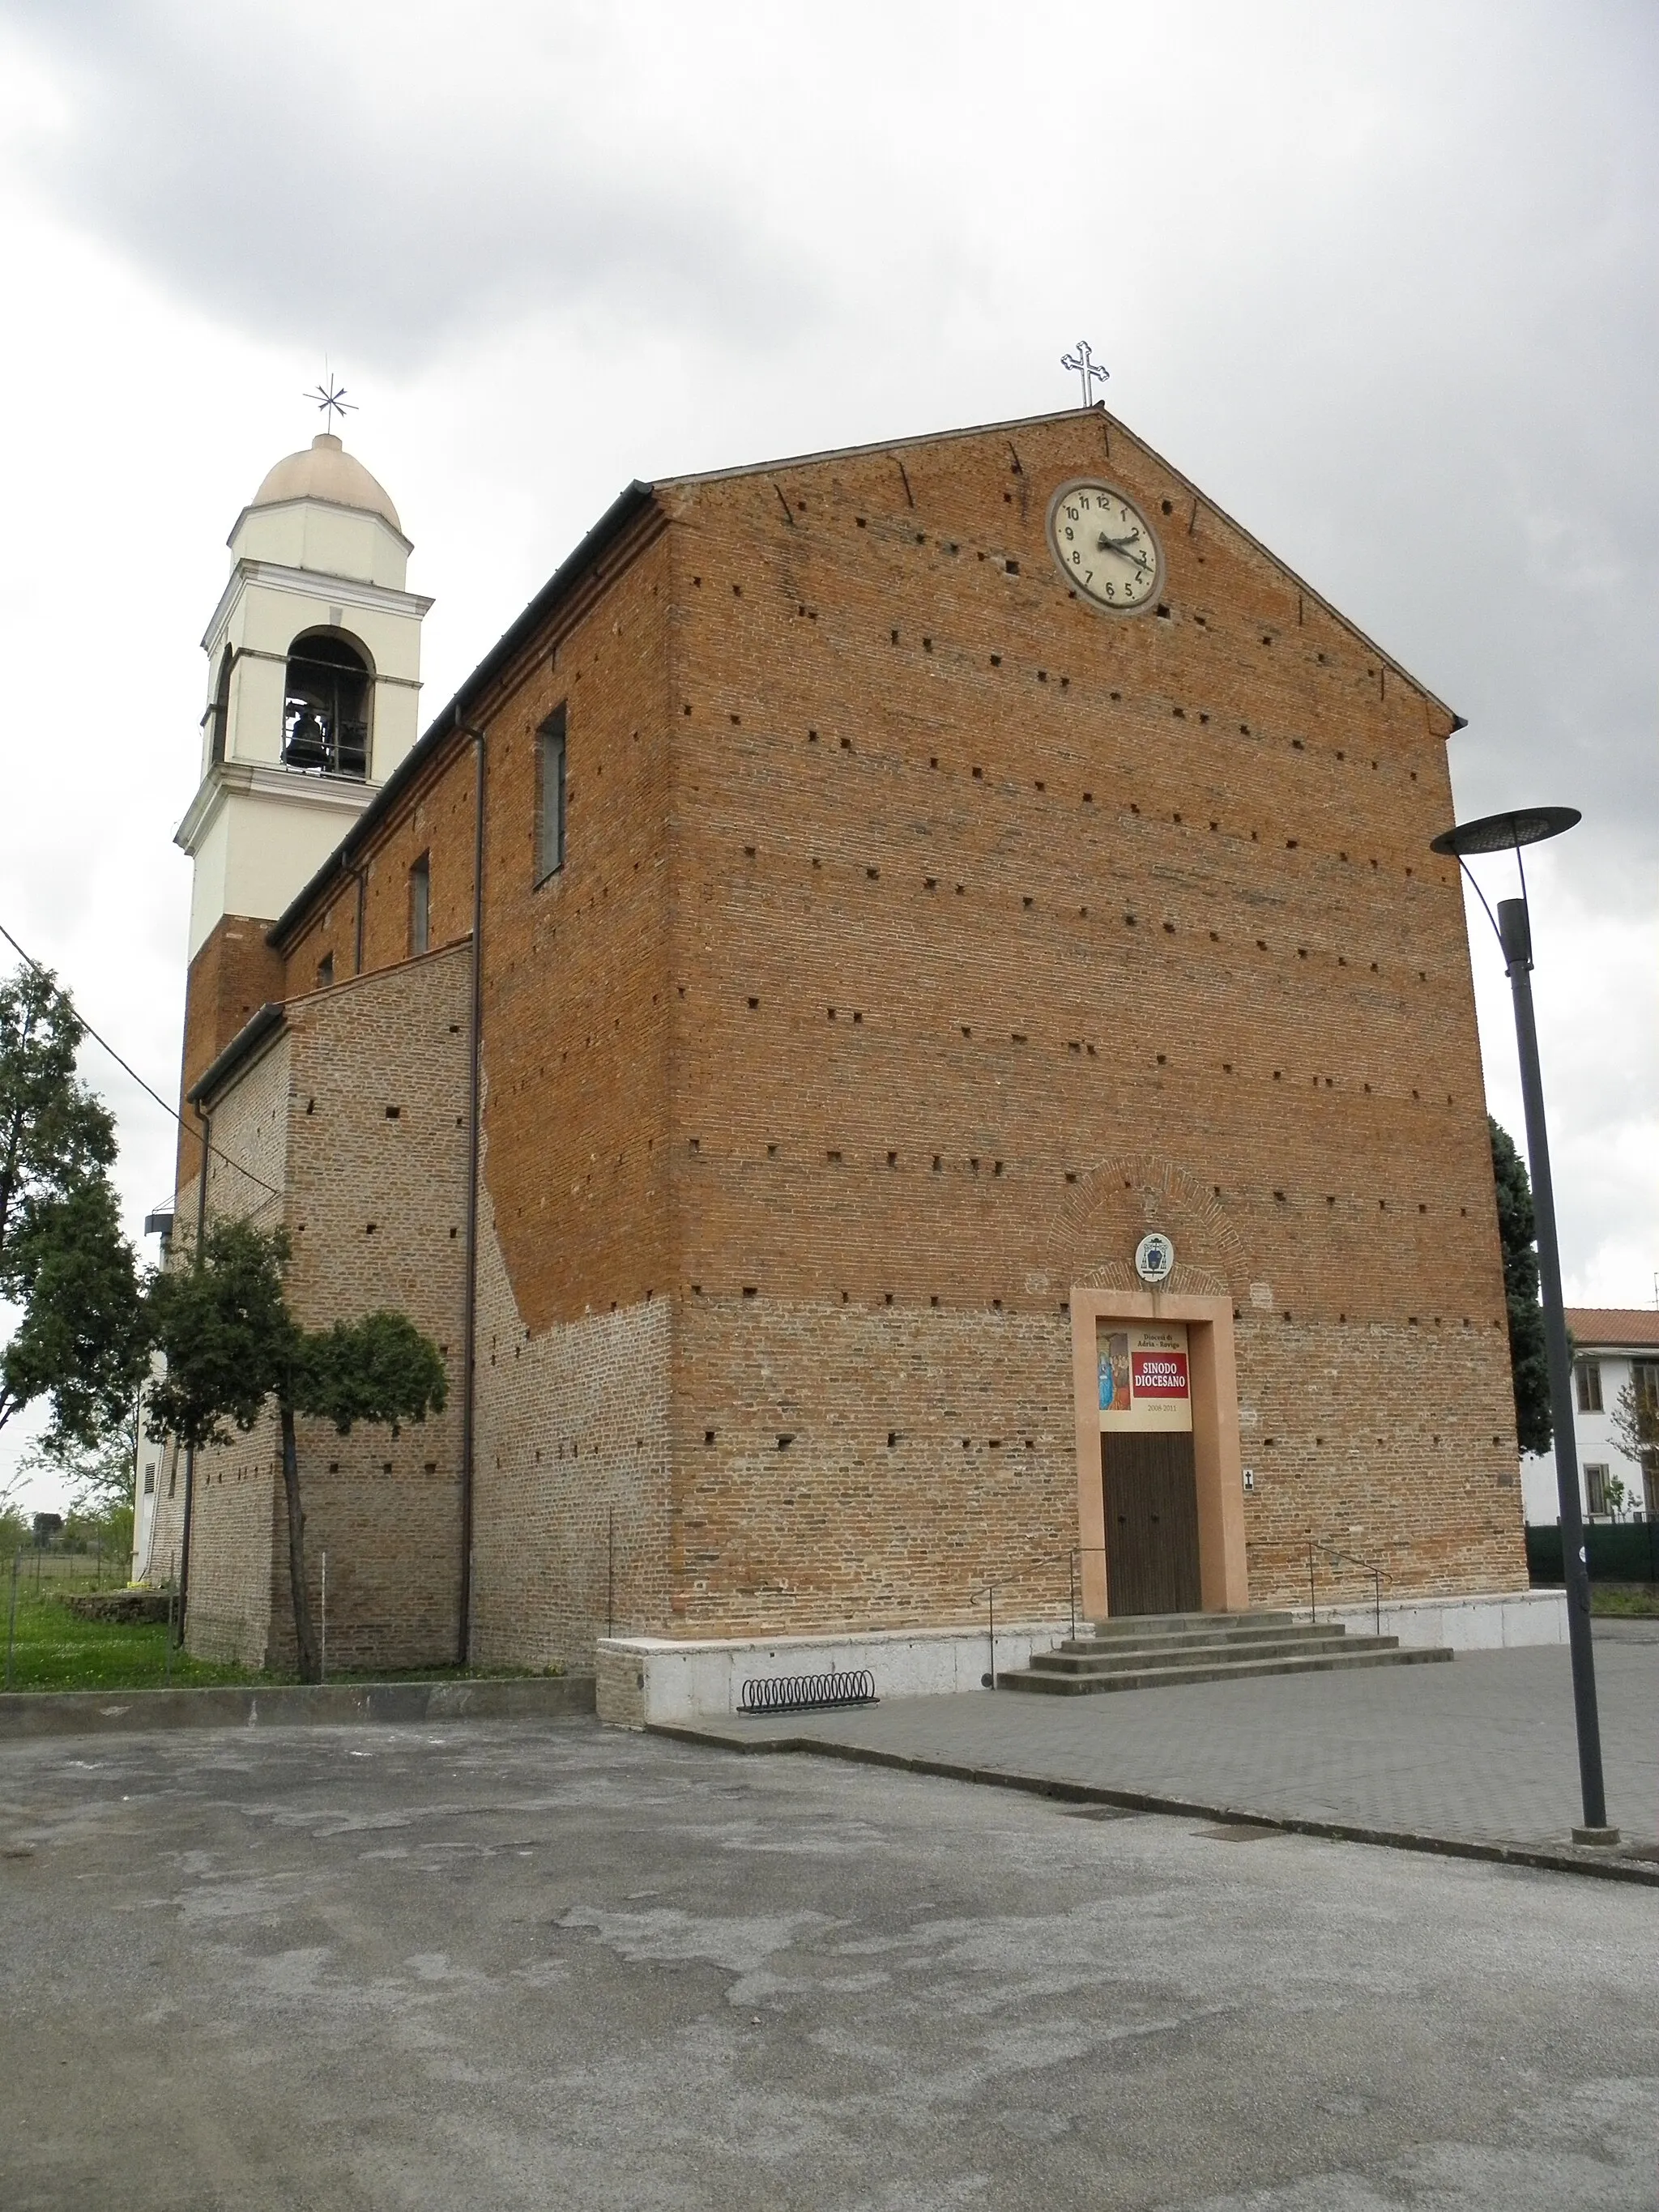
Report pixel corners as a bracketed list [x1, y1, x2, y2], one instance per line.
[0, 919, 285, 1203]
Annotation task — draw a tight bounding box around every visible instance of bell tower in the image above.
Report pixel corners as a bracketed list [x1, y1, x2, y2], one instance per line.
[174, 428, 433, 1184]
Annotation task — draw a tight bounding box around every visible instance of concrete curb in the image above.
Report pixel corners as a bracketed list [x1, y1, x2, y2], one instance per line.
[650, 1720, 1659, 1890]
[0, 1676, 596, 1737]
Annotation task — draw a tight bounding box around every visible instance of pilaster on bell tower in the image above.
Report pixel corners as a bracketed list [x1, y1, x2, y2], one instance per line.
[174, 403, 433, 1188]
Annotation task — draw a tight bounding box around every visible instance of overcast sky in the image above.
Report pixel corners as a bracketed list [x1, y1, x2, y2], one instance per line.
[1, 1, 1654, 1511]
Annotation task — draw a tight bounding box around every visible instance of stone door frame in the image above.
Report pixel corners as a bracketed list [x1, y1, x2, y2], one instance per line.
[1068, 1287, 1250, 1623]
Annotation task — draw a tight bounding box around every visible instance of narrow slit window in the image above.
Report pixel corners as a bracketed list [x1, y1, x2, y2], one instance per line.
[208, 650, 232, 765]
[409, 853, 431, 956]
[537, 707, 567, 884]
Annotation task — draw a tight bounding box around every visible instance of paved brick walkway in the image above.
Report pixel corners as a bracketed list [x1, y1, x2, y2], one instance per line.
[676, 1620, 1659, 1860]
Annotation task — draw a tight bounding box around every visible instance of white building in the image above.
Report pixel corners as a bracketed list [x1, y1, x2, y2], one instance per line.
[1520, 1307, 1659, 1524]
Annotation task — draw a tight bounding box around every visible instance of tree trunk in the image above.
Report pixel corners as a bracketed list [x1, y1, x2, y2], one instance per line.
[279, 1398, 320, 1683]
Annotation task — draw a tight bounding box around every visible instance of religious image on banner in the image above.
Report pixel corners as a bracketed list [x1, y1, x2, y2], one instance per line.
[1098, 1331, 1131, 1412]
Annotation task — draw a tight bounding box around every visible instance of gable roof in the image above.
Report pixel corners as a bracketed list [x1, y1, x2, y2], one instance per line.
[268, 403, 1461, 952]
[660, 404, 1462, 727]
[267, 479, 658, 950]
[1566, 1308, 1659, 1353]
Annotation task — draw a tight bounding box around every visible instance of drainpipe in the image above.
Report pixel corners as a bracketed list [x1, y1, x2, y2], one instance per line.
[457, 723, 487, 1664]
[176, 1105, 211, 1638]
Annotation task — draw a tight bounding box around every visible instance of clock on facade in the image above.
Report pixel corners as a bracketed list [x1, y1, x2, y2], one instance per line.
[1046, 480, 1164, 612]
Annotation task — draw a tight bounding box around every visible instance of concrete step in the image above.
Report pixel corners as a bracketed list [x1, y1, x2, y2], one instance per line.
[1082, 1609, 1296, 1639]
[999, 1644, 1452, 1695]
[1056, 1622, 1351, 1660]
[1032, 1630, 1375, 1676]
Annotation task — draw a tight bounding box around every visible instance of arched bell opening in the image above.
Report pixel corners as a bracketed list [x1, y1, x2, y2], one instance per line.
[282, 630, 373, 779]
[208, 650, 232, 765]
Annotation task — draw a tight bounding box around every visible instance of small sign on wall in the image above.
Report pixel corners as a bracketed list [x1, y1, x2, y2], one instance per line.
[1098, 1321, 1194, 1433]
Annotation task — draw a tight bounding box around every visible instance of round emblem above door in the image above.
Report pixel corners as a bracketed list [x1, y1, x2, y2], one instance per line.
[1134, 1232, 1175, 1285]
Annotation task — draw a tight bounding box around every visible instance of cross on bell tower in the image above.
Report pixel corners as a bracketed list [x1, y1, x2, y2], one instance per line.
[303, 372, 358, 433]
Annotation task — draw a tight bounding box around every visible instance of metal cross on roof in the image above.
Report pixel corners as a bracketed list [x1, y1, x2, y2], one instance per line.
[1060, 340, 1109, 409]
[304, 372, 357, 433]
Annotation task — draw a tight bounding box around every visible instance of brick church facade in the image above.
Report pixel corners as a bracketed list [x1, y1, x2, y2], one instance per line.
[143, 404, 1529, 1686]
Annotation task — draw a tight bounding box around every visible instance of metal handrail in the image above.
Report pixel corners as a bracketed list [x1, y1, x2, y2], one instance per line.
[1309, 1540, 1384, 1637]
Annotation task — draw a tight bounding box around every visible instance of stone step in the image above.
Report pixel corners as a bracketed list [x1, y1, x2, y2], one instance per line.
[1082, 1609, 1297, 1639]
[1056, 1621, 1350, 1660]
[999, 1644, 1452, 1695]
[1032, 1630, 1372, 1675]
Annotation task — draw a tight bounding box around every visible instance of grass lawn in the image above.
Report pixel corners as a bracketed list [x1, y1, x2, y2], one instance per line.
[2, 1566, 567, 1694]
[1592, 1582, 1659, 1617]
[2, 1588, 258, 1693]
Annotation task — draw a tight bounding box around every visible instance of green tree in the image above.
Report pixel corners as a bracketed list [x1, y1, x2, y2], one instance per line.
[1490, 1117, 1552, 1456]
[1610, 1370, 1658, 1505]
[0, 965, 147, 1447]
[36, 1413, 139, 1518]
[31, 1411, 140, 1571]
[0, 1464, 25, 1559]
[146, 1220, 446, 1681]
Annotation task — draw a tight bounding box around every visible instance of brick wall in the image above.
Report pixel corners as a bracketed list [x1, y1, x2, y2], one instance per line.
[164, 1029, 291, 1663]
[200, 405, 1525, 1664]
[175, 914, 286, 1191]
[469, 1196, 674, 1670]
[282, 739, 480, 990]
[173, 949, 471, 1670]
[652, 410, 1522, 1623]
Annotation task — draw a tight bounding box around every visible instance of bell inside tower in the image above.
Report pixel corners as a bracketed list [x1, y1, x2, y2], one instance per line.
[283, 632, 371, 778]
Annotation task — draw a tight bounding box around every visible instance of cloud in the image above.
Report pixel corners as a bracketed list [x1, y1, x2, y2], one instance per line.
[0, 0, 1654, 1520]
[0, 0, 817, 360]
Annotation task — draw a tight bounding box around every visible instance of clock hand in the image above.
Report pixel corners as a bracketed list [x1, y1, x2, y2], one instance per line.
[1097, 531, 1150, 573]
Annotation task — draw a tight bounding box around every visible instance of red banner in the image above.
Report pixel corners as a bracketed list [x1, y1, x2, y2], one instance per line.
[1131, 1349, 1189, 1400]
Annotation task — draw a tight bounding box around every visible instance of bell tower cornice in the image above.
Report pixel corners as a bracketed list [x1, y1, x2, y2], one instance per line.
[175, 757, 383, 861]
[202, 559, 433, 660]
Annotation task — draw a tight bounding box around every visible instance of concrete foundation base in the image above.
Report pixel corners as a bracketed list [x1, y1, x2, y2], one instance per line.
[1290, 1588, 1567, 1650]
[596, 1590, 1569, 1725]
[595, 1619, 1068, 1728]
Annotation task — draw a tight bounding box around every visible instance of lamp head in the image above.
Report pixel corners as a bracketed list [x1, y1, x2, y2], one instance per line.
[1430, 806, 1580, 859]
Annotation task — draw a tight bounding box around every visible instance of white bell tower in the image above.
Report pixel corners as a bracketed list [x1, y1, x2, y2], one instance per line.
[176, 430, 433, 961]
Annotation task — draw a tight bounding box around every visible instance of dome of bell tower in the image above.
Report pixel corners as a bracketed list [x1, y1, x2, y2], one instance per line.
[249, 431, 402, 533]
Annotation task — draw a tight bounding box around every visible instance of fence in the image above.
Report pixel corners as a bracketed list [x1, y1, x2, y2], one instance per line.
[0, 1542, 128, 1596]
[1527, 1522, 1659, 1586]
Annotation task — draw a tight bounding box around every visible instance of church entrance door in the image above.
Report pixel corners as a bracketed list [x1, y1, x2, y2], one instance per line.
[1102, 1431, 1202, 1617]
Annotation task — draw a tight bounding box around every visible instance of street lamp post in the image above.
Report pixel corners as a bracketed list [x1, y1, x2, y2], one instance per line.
[1431, 805, 1615, 1845]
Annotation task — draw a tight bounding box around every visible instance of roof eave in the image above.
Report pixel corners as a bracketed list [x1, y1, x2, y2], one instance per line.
[187, 1001, 287, 1110]
[664, 404, 1462, 730]
[266, 479, 658, 952]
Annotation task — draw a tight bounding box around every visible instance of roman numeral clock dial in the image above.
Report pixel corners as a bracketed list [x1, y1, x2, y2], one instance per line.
[1046, 479, 1165, 612]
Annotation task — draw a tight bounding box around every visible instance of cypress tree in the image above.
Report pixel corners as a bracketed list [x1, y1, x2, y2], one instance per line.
[1490, 1117, 1552, 1456]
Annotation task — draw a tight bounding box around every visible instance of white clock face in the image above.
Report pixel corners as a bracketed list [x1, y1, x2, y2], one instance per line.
[1047, 480, 1164, 612]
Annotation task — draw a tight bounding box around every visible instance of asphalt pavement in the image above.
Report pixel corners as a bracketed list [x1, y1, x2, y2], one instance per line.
[673, 1617, 1659, 1866]
[3, 1714, 1657, 2210]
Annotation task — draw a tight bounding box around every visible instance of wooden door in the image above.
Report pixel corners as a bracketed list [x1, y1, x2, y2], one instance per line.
[1102, 1430, 1202, 1617]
